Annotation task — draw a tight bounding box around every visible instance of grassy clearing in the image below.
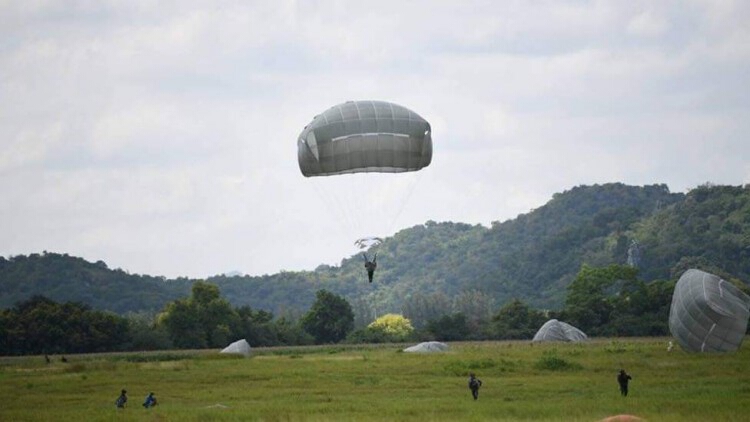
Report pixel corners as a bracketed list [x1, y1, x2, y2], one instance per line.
[1, 338, 748, 421]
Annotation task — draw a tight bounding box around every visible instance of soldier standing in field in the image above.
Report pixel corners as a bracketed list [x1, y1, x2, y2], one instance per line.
[468, 373, 483, 400]
[618, 369, 632, 396]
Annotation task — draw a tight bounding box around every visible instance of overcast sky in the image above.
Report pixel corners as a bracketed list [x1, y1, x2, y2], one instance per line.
[2, 1, 749, 279]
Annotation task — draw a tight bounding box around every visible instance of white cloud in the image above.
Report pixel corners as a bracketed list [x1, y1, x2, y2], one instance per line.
[627, 10, 669, 38]
[1, 0, 749, 278]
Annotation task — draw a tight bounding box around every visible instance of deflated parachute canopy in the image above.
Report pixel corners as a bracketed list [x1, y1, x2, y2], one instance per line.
[669, 269, 750, 353]
[403, 341, 449, 353]
[298, 100, 432, 177]
[532, 319, 587, 342]
[220, 339, 252, 357]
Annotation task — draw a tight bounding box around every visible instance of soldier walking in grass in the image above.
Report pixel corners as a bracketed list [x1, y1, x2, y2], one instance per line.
[618, 369, 632, 397]
[468, 373, 483, 400]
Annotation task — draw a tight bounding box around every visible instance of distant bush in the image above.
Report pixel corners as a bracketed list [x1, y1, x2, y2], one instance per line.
[114, 353, 193, 363]
[604, 341, 643, 354]
[63, 363, 86, 373]
[444, 358, 499, 376]
[534, 355, 582, 371]
[368, 314, 414, 339]
[200, 353, 245, 360]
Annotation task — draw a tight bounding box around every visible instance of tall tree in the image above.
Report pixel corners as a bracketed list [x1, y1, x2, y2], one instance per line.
[301, 290, 354, 344]
[0, 295, 129, 355]
[491, 298, 547, 339]
[425, 313, 469, 341]
[564, 264, 639, 335]
[452, 289, 496, 331]
[158, 281, 238, 349]
[401, 292, 452, 329]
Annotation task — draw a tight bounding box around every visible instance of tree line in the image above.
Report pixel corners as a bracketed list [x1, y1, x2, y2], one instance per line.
[3, 184, 749, 319]
[1, 264, 691, 356]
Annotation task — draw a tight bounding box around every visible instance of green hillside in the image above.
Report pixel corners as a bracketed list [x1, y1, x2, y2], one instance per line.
[2, 183, 749, 322]
[0, 254, 190, 314]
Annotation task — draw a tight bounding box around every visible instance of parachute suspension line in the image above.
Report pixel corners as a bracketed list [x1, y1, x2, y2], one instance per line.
[309, 177, 358, 244]
[348, 173, 367, 236]
[340, 172, 385, 241]
[383, 170, 425, 236]
[309, 173, 385, 253]
[336, 172, 423, 244]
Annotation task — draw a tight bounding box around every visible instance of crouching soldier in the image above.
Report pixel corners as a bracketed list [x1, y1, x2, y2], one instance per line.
[143, 392, 158, 408]
[115, 389, 127, 409]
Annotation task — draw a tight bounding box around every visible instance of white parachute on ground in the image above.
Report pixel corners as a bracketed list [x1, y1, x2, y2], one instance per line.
[599, 415, 644, 422]
[403, 341, 449, 353]
[532, 319, 588, 342]
[220, 339, 252, 357]
[668, 269, 750, 353]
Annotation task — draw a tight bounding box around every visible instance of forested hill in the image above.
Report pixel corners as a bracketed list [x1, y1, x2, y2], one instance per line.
[2, 183, 749, 318]
[0, 254, 191, 314]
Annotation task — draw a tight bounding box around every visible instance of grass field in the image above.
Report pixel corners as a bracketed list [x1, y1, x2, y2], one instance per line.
[1, 338, 749, 421]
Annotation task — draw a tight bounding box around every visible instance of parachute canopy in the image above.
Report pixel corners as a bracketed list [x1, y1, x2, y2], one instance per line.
[599, 416, 645, 422]
[220, 339, 252, 357]
[668, 269, 750, 353]
[403, 341, 449, 353]
[532, 319, 587, 342]
[298, 100, 432, 177]
[354, 236, 383, 250]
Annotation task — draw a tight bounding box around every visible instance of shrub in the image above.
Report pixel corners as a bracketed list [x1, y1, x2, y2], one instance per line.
[534, 355, 582, 371]
[368, 314, 414, 338]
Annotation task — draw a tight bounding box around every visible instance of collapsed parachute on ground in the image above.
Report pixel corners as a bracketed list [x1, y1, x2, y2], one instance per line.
[599, 415, 644, 422]
[532, 319, 587, 342]
[220, 339, 252, 357]
[354, 236, 383, 250]
[668, 269, 750, 353]
[297, 100, 432, 177]
[403, 341, 449, 353]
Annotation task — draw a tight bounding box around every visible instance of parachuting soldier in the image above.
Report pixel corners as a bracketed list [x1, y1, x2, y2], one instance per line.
[298, 101, 432, 271]
[618, 369, 632, 396]
[363, 253, 377, 283]
[468, 373, 483, 400]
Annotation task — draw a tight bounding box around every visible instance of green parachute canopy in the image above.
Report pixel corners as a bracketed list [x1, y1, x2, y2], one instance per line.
[297, 100, 432, 177]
